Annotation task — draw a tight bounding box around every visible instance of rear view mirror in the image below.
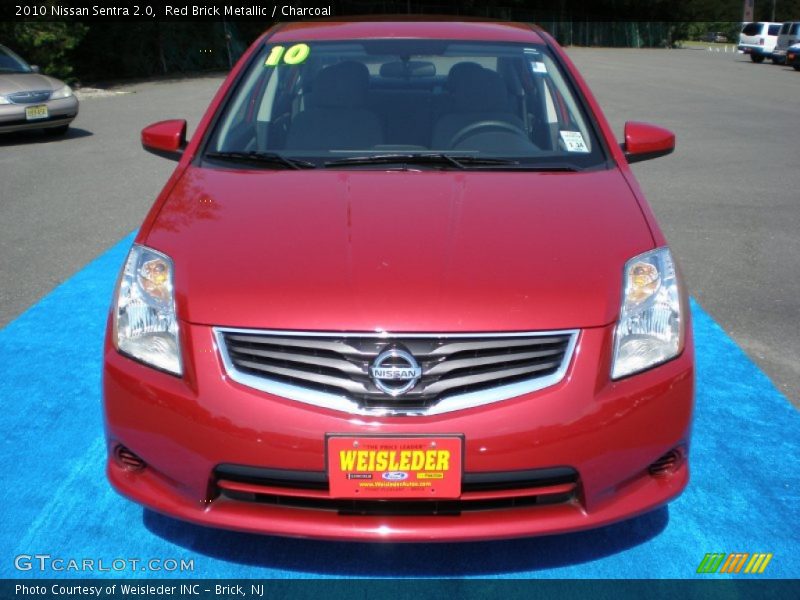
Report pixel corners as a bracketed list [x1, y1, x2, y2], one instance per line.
[622, 121, 675, 164]
[141, 119, 187, 161]
[379, 61, 436, 78]
[30, 65, 40, 73]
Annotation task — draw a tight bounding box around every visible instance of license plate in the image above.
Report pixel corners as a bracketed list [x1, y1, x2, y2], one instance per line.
[25, 105, 49, 120]
[327, 435, 462, 499]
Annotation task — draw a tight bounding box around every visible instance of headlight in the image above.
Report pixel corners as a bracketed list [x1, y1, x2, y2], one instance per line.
[611, 247, 684, 379]
[0, 94, 10, 105]
[50, 85, 73, 99]
[113, 244, 182, 375]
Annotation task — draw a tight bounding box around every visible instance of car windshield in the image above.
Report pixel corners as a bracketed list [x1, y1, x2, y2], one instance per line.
[0, 45, 32, 73]
[206, 39, 607, 169]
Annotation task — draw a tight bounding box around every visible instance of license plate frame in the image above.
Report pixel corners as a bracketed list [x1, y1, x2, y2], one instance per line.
[326, 434, 463, 499]
[25, 105, 49, 120]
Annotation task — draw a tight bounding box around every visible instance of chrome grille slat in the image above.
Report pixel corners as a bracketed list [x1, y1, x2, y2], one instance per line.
[229, 346, 366, 376]
[233, 359, 371, 395]
[422, 360, 562, 395]
[225, 334, 370, 356]
[216, 328, 578, 416]
[426, 336, 568, 356]
[424, 348, 565, 376]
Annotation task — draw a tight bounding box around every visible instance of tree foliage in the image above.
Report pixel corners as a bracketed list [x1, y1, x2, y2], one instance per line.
[0, 21, 87, 81]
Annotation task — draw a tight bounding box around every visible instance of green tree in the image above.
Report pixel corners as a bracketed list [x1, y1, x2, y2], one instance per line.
[0, 22, 87, 82]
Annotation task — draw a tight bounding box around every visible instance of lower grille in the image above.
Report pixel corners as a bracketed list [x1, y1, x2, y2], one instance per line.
[215, 329, 577, 415]
[217, 492, 575, 516]
[213, 464, 579, 515]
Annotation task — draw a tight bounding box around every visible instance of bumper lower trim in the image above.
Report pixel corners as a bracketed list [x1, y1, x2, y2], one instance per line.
[108, 458, 687, 542]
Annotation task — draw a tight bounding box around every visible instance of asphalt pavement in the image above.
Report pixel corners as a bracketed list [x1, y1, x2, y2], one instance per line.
[0, 74, 224, 326]
[568, 48, 800, 405]
[0, 48, 798, 404]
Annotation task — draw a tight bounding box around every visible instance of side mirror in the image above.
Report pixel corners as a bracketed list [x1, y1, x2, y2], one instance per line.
[30, 65, 40, 73]
[621, 121, 675, 164]
[141, 119, 187, 161]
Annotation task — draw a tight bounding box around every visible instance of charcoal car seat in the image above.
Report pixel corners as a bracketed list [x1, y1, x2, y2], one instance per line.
[431, 66, 525, 149]
[286, 61, 383, 150]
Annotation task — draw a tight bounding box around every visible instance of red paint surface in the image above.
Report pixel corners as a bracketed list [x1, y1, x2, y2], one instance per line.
[624, 121, 676, 156]
[140, 119, 186, 152]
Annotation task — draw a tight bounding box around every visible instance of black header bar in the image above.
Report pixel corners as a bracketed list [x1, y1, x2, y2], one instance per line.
[2, 579, 799, 600]
[0, 0, 763, 23]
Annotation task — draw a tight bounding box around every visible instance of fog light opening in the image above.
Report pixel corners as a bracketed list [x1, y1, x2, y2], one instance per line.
[114, 445, 147, 472]
[648, 447, 684, 478]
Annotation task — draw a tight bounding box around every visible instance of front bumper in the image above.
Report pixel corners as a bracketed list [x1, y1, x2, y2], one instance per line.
[103, 320, 694, 542]
[0, 96, 78, 133]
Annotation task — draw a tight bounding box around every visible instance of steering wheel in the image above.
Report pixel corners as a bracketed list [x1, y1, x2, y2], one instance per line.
[448, 120, 528, 148]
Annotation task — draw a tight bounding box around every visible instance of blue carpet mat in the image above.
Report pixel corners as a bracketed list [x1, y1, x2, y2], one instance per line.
[0, 234, 797, 579]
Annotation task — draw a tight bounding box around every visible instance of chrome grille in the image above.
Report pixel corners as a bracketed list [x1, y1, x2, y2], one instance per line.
[215, 329, 577, 415]
[8, 90, 52, 104]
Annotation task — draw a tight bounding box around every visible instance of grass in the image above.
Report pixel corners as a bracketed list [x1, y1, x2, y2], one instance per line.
[677, 40, 736, 49]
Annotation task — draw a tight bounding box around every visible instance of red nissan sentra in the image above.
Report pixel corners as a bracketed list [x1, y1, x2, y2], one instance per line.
[103, 20, 694, 541]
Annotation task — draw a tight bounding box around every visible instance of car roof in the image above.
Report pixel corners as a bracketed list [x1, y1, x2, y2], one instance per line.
[269, 20, 546, 44]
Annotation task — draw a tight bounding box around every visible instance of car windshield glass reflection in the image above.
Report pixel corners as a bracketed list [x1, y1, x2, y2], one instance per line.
[206, 40, 607, 169]
[0, 46, 32, 73]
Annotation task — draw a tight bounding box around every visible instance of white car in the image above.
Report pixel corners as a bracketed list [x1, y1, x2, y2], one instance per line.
[738, 22, 782, 63]
[772, 22, 800, 64]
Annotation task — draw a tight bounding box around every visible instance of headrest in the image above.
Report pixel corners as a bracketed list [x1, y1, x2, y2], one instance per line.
[445, 62, 484, 91]
[312, 61, 370, 108]
[451, 67, 510, 112]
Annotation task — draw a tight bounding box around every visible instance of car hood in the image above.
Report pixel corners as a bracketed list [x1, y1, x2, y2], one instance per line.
[145, 166, 654, 331]
[0, 73, 63, 93]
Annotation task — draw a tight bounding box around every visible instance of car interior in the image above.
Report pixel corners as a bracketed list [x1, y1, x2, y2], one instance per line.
[214, 43, 593, 158]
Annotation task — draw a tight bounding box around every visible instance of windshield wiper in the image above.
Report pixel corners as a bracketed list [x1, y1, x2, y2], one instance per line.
[324, 154, 580, 171]
[204, 151, 316, 170]
[324, 154, 519, 169]
[507, 163, 581, 172]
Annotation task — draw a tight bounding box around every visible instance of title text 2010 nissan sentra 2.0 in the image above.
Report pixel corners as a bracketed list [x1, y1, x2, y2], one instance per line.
[103, 20, 694, 542]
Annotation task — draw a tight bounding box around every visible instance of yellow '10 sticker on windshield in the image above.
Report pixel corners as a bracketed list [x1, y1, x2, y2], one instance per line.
[265, 44, 311, 67]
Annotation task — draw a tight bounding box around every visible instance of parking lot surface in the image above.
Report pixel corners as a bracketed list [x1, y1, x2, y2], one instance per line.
[0, 74, 224, 326]
[569, 48, 800, 404]
[0, 48, 798, 404]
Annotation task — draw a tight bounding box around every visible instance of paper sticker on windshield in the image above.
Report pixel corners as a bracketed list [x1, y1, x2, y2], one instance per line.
[531, 61, 547, 74]
[559, 131, 590, 153]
